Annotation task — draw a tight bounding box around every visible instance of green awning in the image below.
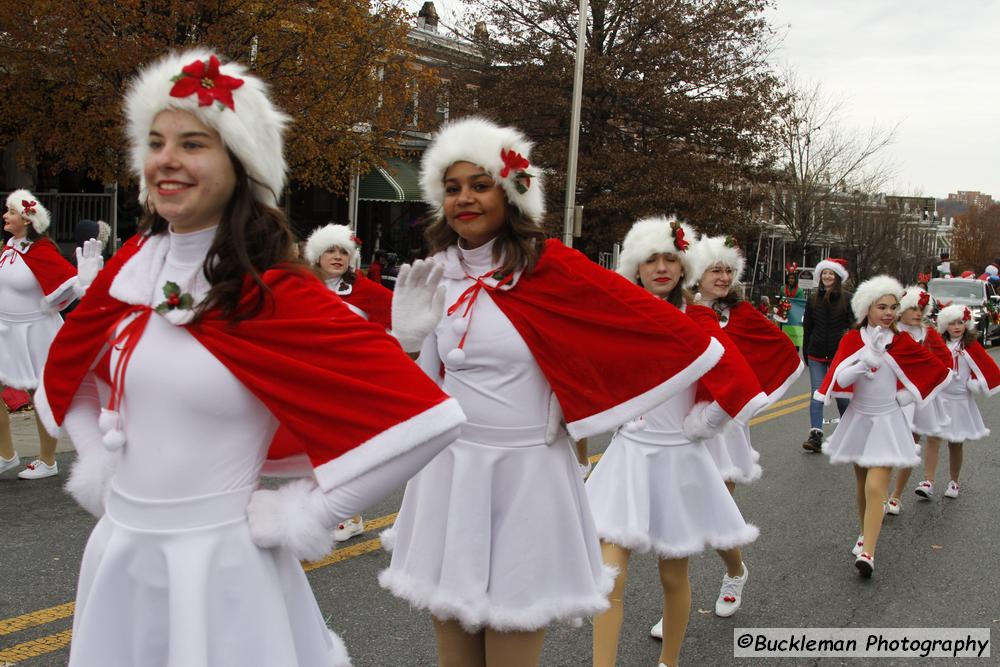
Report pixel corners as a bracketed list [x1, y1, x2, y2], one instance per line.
[358, 157, 423, 202]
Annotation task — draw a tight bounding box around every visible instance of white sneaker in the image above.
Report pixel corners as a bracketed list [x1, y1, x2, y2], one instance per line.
[914, 480, 934, 499]
[0, 452, 20, 475]
[650, 617, 663, 639]
[851, 534, 864, 556]
[333, 517, 364, 542]
[17, 459, 58, 480]
[715, 562, 748, 617]
[855, 552, 874, 577]
[944, 480, 960, 499]
[885, 497, 901, 515]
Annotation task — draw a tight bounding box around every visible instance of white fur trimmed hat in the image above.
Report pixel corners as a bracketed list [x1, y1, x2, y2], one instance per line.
[685, 234, 745, 288]
[305, 224, 360, 267]
[899, 285, 933, 317]
[851, 275, 904, 324]
[815, 258, 849, 283]
[420, 116, 544, 224]
[617, 216, 698, 284]
[936, 303, 976, 334]
[125, 49, 291, 207]
[5, 189, 50, 234]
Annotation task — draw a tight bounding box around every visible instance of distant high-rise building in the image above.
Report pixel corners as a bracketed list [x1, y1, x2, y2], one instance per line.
[947, 190, 995, 210]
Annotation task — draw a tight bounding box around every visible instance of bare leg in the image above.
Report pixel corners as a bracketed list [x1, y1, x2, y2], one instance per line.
[433, 617, 485, 667]
[853, 465, 867, 530]
[593, 542, 630, 667]
[34, 408, 58, 466]
[922, 437, 942, 484]
[861, 467, 892, 556]
[717, 480, 745, 577]
[657, 557, 691, 667]
[948, 442, 963, 482]
[575, 437, 589, 466]
[484, 627, 547, 667]
[0, 395, 14, 460]
[891, 467, 912, 501]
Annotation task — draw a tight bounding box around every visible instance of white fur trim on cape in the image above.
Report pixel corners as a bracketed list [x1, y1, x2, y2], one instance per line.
[597, 522, 759, 559]
[246, 478, 335, 562]
[39, 275, 80, 313]
[899, 285, 933, 317]
[6, 189, 51, 234]
[617, 217, 697, 285]
[960, 348, 1000, 397]
[65, 449, 119, 518]
[566, 337, 724, 439]
[815, 258, 849, 283]
[851, 275, 904, 325]
[125, 49, 291, 207]
[378, 563, 617, 632]
[937, 304, 976, 334]
[313, 397, 465, 492]
[0, 370, 40, 392]
[685, 234, 746, 288]
[420, 116, 545, 225]
[306, 224, 359, 266]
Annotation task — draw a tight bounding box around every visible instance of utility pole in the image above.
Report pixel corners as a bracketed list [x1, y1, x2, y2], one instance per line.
[562, 0, 588, 248]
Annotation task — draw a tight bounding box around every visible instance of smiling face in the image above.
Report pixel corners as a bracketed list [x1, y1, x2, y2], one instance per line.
[318, 246, 350, 280]
[867, 294, 899, 328]
[899, 307, 922, 327]
[638, 252, 684, 299]
[442, 161, 508, 249]
[2, 206, 29, 238]
[820, 269, 837, 288]
[698, 263, 733, 300]
[144, 109, 237, 233]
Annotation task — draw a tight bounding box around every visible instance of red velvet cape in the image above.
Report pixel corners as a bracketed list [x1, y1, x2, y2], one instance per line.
[6, 237, 77, 307]
[815, 328, 950, 406]
[341, 273, 392, 330]
[922, 327, 954, 369]
[958, 339, 1000, 396]
[687, 305, 768, 422]
[716, 301, 804, 405]
[36, 235, 463, 490]
[482, 240, 725, 438]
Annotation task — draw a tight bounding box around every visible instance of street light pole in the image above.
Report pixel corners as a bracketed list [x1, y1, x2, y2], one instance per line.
[562, 0, 588, 248]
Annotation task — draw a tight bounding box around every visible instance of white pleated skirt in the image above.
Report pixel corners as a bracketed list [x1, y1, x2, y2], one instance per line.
[585, 426, 758, 559]
[69, 484, 350, 667]
[937, 391, 990, 442]
[379, 422, 614, 632]
[0, 309, 62, 390]
[901, 397, 951, 439]
[702, 421, 762, 484]
[823, 400, 920, 468]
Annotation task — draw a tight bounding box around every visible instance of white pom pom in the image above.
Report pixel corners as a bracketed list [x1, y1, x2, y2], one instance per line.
[102, 429, 126, 451]
[98, 408, 118, 433]
[445, 347, 467, 365]
[451, 317, 467, 334]
[623, 419, 643, 433]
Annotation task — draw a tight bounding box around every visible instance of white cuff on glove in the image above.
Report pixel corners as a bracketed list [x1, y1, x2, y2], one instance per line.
[247, 479, 335, 562]
[967, 378, 984, 394]
[65, 450, 118, 518]
[896, 389, 916, 407]
[683, 401, 727, 441]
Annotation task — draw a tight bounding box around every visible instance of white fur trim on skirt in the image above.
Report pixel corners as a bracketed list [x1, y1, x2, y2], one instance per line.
[585, 427, 759, 559]
[822, 403, 921, 468]
[936, 392, 990, 442]
[701, 421, 762, 484]
[0, 308, 62, 390]
[379, 425, 614, 632]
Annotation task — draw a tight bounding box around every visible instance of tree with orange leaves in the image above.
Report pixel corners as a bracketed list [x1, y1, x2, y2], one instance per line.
[0, 0, 434, 192]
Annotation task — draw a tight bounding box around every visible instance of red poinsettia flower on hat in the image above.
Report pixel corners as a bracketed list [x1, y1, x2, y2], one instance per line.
[21, 200, 37, 216]
[917, 291, 930, 310]
[170, 55, 245, 111]
[962, 307, 972, 322]
[499, 148, 534, 194]
[670, 221, 689, 252]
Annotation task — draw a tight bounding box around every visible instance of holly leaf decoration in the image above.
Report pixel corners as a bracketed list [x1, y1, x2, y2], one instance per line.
[178, 293, 195, 310]
[162, 281, 181, 298]
[155, 303, 172, 315]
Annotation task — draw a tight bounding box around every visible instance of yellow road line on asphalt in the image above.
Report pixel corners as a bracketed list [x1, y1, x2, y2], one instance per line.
[0, 396, 813, 663]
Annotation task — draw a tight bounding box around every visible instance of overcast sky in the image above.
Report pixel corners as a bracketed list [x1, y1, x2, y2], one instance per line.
[409, 0, 999, 199]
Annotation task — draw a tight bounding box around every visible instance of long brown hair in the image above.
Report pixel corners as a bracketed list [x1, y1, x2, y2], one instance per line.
[138, 152, 298, 322]
[425, 202, 545, 277]
[943, 325, 977, 348]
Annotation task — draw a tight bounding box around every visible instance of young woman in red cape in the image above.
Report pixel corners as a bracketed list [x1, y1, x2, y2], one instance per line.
[815, 276, 950, 577]
[678, 234, 803, 618]
[586, 217, 765, 667]
[378, 120, 725, 667]
[303, 223, 394, 543]
[913, 304, 1000, 500]
[0, 192, 102, 479]
[34, 50, 466, 667]
[887, 286, 952, 514]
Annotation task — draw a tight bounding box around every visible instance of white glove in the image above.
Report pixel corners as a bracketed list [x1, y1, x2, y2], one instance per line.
[75, 238, 104, 289]
[859, 346, 883, 374]
[870, 326, 893, 353]
[247, 479, 334, 562]
[683, 401, 727, 441]
[967, 378, 984, 394]
[390, 259, 447, 353]
[896, 389, 915, 407]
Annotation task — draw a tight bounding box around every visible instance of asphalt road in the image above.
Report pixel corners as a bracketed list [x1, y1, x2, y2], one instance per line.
[2, 366, 998, 666]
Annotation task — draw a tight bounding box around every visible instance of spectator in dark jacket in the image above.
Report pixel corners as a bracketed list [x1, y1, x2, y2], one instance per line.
[802, 258, 854, 452]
